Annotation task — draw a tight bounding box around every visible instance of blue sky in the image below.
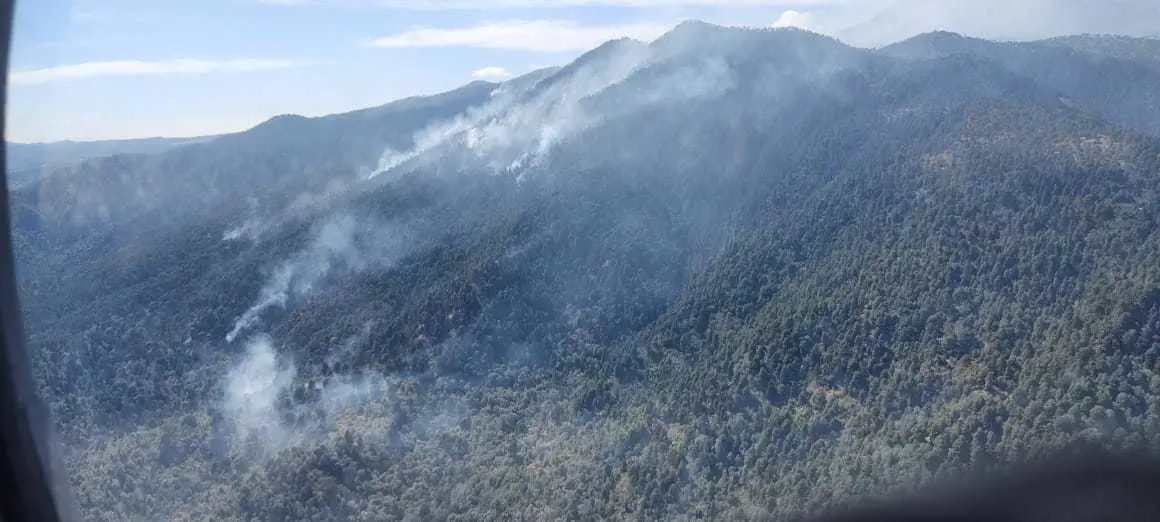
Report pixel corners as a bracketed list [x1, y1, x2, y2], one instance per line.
[10, 0, 1160, 143]
[8, 0, 836, 142]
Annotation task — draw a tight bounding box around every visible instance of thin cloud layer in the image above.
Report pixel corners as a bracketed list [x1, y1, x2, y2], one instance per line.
[368, 20, 675, 52]
[261, 0, 838, 8]
[271, 0, 1160, 45]
[11, 59, 299, 85]
[472, 66, 514, 79]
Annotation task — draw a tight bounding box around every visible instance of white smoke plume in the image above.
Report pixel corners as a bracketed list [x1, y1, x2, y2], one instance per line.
[220, 335, 367, 454]
[227, 215, 359, 341]
[365, 30, 747, 185]
[223, 218, 266, 242]
[221, 335, 297, 450]
[227, 212, 413, 342]
[222, 196, 266, 242]
[223, 175, 363, 245]
[366, 38, 656, 181]
[219, 333, 468, 457]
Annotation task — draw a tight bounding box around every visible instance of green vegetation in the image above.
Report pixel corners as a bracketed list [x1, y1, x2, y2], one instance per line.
[14, 25, 1160, 521]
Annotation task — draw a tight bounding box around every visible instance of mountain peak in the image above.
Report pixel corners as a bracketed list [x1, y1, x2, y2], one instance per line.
[881, 30, 994, 59]
[236, 113, 311, 139]
[658, 19, 745, 42]
[670, 19, 726, 34]
[254, 113, 309, 128]
[648, 21, 850, 65]
[588, 37, 648, 55]
[923, 30, 968, 40]
[899, 30, 986, 48]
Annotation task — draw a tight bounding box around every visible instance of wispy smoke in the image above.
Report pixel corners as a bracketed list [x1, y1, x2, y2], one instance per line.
[367, 38, 655, 181]
[365, 93, 514, 179]
[223, 176, 362, 244]
[223, 218, 265, 242]
[222, 197, 265, 242]
[227, 215, 359, 341]
[365, 32, 745, 185]
[220, 335, 375, 454]
[326, 321, 375, 368]
[222, 335, 296, 450]
[227, 212, 414, 342]
[219, 333, 468, 457]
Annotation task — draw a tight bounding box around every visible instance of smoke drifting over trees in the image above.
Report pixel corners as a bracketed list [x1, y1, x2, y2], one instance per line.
[14, 20, 1160, 522]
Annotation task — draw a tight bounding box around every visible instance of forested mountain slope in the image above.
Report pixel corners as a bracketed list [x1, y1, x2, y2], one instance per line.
[10, 79, 500, 268]
[882, 31, 1160, 135]
[15, 24, 1160, 521]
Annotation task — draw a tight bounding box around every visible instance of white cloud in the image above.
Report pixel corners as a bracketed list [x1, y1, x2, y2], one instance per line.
[472, 66, 513, 79]
[772, 9, 814, 29]
[10, 59, 299, 85]
[368, 20, 676, 52]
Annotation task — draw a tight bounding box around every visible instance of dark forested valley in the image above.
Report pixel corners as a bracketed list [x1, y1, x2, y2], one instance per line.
[12, 23, 1160, 521]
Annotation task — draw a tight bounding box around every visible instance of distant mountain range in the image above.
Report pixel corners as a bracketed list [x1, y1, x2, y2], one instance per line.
[838, 0, 1160, 45]
[5, 136, 214, 188]
[15, 23, 1160, 521]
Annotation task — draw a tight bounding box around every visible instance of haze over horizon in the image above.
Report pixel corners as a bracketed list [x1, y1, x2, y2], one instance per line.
[7, 0, 1160, 143]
